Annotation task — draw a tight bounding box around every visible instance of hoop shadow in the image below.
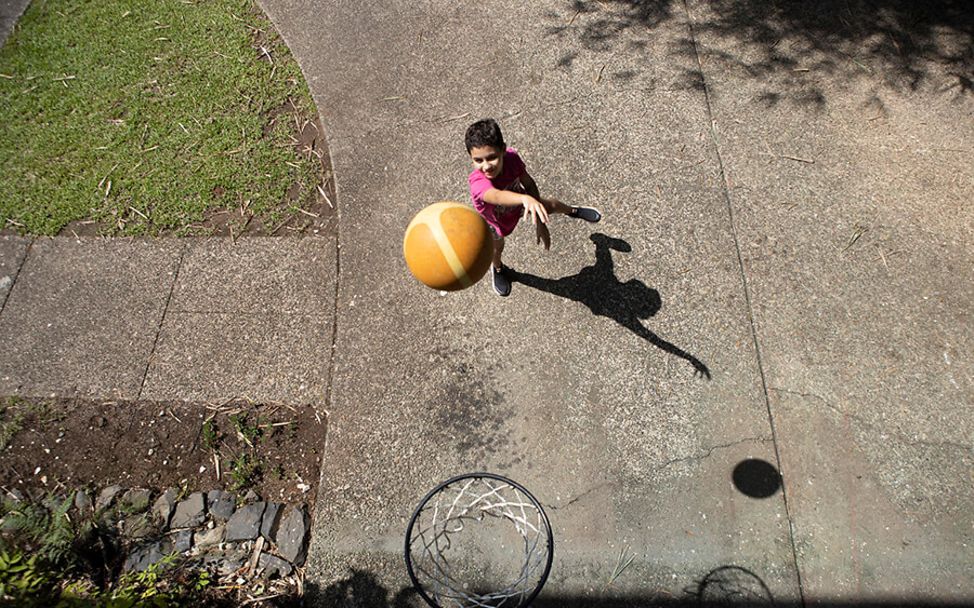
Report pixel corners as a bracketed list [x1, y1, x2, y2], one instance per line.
[511, 233, 711, 379]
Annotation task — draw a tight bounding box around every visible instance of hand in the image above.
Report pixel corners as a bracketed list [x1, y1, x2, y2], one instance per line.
[536, 222, 550, 250]
[521, 196, 549, 226]
[691, 358, 711, 380]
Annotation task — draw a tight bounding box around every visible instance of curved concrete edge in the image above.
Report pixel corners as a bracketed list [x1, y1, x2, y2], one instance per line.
[252, 0, 973, 604]
[0, 0, 30, 49]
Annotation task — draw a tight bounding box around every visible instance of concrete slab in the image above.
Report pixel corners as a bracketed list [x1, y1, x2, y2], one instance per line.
[260, 0, 800, 602]
[140, 311, 332, 403]
[0, 234, 29, 312]
[170, 237, 335, 315]
[0, 238, 182, 399]
[686, 0, 974, 602]
[141, 236, 336, 402]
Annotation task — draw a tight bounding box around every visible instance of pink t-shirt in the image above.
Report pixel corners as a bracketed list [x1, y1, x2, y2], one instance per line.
[469, 147, 527, 237]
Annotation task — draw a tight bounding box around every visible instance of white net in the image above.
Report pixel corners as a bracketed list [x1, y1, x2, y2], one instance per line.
[406, 475, 553, 608]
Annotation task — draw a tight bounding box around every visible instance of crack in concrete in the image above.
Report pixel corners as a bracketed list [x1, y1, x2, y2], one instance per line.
[0, 237, 33, 319]
[138, 244, 187, 400]
[653, 435, 773, 472]
[545, 480, 618, 511]
[769, 387, 973, 454]
[680, 1, 806, 602]
[544, 435, 772, 511]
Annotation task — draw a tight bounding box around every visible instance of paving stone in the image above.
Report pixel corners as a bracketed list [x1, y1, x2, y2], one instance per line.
[171, 238, 333, 315]
[258, 552, 293, 579]
[141, 312, 332, 403]
[207, 490, 235, 522]
[73, 489, 91, 513]
[0, 238, 182, 399]
[119, 488, 152, 513]
[260, 502, 282, 542]
[170, 492, 206, 528]
[195, 523, 226, 548]
[173, 529, 193, 553]
[225, 502, 266, 542]
[275, 505, 308, 565]
[95, 485, 123, 512]
[243, 489, 260, 504]
[152, 488, 177, 527]
[123, 541, 167, 573]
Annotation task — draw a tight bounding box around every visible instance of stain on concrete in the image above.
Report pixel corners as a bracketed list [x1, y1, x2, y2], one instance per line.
[428, 350, 518, 467]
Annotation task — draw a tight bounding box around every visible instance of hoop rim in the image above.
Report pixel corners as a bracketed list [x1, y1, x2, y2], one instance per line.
[403, 472, 555, 608]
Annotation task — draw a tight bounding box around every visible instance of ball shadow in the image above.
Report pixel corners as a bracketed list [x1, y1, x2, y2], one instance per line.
[732, 459, 782, 498]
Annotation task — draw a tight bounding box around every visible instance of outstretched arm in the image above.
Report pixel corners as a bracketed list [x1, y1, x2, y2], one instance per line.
[621, 318, 712, 379]
[522, 170, 573, 216]
[482, 186, 549, 225]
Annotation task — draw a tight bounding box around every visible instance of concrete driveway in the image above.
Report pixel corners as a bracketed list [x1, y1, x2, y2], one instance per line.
[3, 0, 967, 605]
[254, 0, 973, 605]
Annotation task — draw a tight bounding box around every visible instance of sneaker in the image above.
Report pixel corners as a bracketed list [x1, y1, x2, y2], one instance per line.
[491, 265, 512, 297]
[569, 206, 602, 223]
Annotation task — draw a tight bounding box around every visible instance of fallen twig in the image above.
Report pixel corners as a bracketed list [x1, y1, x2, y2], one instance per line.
[246, 536, 265, 575]
[781, 154, 814, 164]
[435, 111, 471, 123]
[316, 184, 333, 208]
[842, 224, 868, 252]
[242, 594, 284, 606]
[606, 546, 635, 588]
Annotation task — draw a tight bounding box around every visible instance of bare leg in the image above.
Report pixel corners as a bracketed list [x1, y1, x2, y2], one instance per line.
[540, 197, 574, 215]
[492, 236, 505, 269]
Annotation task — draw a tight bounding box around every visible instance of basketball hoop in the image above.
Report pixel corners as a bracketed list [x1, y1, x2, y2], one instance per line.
[404, 473, 554, 608]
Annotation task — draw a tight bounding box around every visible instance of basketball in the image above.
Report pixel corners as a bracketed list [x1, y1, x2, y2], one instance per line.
[403, 201, 494, 291]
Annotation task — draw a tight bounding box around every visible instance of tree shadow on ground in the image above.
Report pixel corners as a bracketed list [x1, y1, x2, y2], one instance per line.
[543, 0, 973, 107]
[511, 233, 710, 379]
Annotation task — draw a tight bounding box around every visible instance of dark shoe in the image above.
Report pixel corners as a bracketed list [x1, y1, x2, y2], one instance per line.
[569, 206, 602, 223]
[491, 265, 512, 297]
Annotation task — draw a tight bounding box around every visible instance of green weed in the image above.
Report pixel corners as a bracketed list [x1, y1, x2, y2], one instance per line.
[226, 453, 261, 492]
[200, 419, 219, 451]
[0, 397, 27, 451]
[229, 413, 262, 445]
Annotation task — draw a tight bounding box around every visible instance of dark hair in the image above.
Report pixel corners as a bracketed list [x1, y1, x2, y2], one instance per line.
[465, 118, 505, 153]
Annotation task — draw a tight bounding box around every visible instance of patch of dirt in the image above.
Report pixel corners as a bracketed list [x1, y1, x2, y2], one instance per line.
[189, 101, 336, 240]
[0, 397, 325, 506]
[184, 4, 337, 240]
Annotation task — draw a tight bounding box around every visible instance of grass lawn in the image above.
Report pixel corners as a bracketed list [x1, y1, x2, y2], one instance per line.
[0, 0, 324, 236]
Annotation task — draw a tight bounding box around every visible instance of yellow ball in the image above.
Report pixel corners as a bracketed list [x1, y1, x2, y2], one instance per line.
[403, 201, 494, 291]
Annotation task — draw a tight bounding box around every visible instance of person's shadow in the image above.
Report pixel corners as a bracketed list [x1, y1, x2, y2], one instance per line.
[512, 233, 711, 379]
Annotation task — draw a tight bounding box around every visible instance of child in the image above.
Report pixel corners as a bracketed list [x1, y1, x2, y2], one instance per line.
[465, 118, 601, 297]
